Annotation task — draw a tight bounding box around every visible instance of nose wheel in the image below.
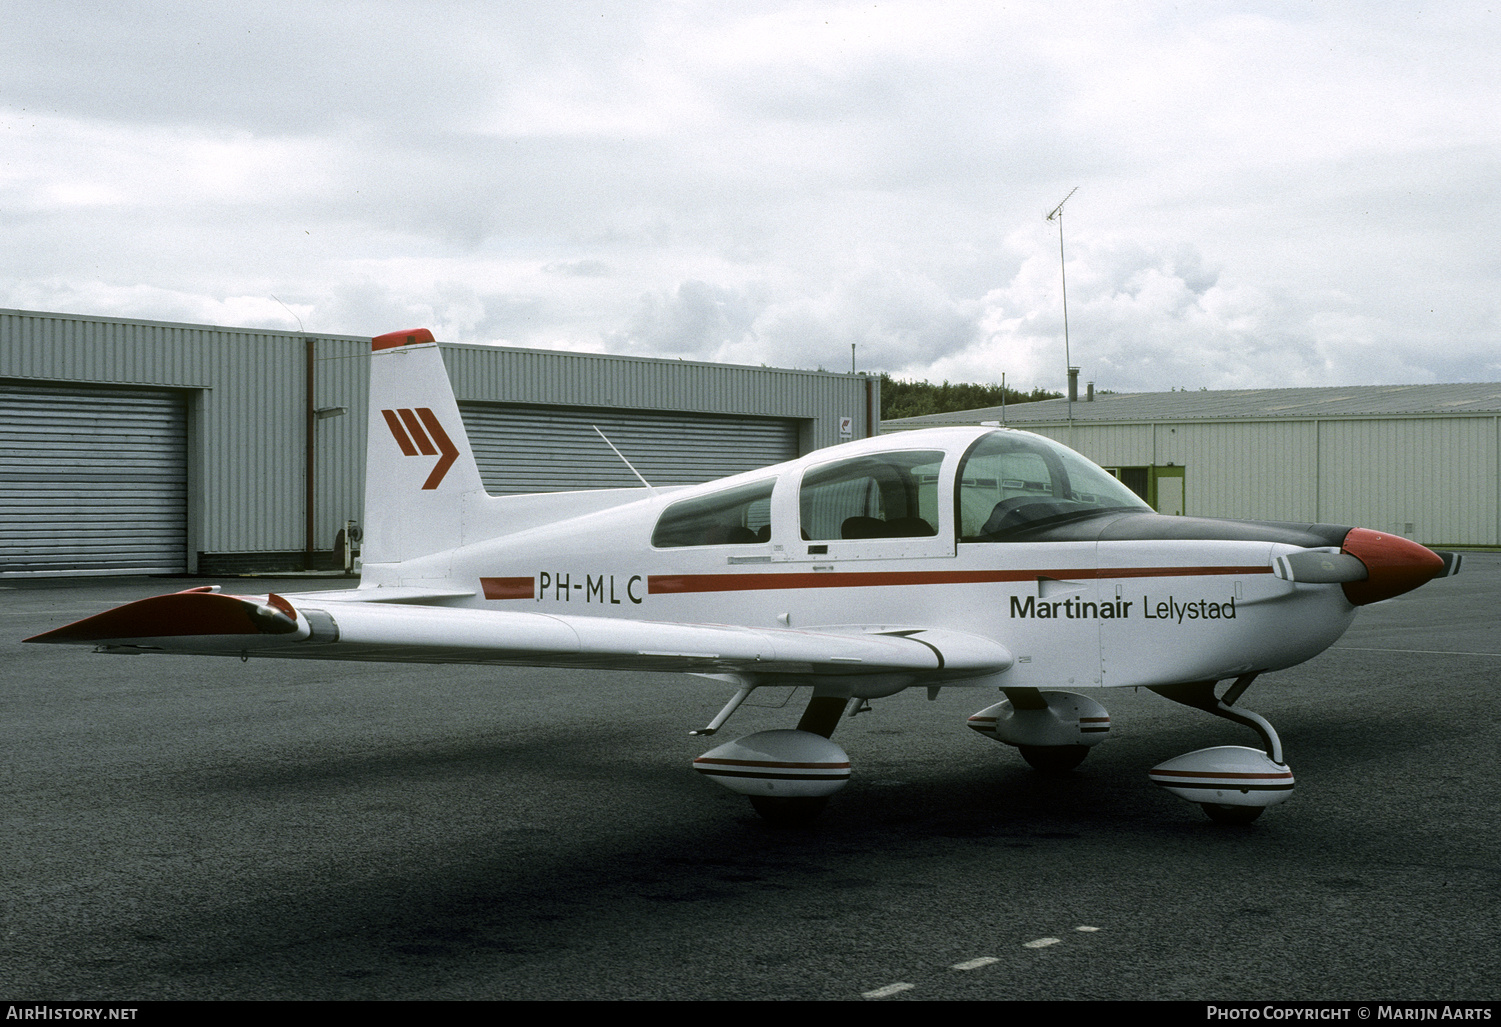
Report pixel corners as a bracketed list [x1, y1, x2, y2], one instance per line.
[1018, 744, 1090, 773]
[1201, 803, 1264, 825]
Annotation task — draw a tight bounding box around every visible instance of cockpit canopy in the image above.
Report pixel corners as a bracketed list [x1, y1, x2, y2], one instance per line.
[650, 429, 1151, 548]
[956, 430, 1151, 540]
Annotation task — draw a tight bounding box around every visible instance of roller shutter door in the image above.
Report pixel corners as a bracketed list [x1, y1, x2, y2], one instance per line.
[1, 382, 188, 575]
[459, 404, 800, 494]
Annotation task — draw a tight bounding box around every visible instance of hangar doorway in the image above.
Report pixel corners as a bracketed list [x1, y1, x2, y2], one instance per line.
[0, 381, 189, 575]
[458, 403, 802, 494]
[1105, 465, 1186, 516]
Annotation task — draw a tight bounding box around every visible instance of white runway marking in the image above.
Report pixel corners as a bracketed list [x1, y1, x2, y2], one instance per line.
[863, 925, 1102, 996]
[950, 956, 1000, 970]
[863, 982, 916, 999]
[1333, 646, 1501, 658]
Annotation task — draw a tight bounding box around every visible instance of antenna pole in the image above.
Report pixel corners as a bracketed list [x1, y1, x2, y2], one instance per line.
[1046, 187, 1078, 423]
[592, 425, 656, 492]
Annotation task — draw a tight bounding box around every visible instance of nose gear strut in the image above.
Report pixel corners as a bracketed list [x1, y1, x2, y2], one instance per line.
[1150, 674, 1282, 764]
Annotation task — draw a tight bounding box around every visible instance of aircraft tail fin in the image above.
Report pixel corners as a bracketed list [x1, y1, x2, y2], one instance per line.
[361, 329, 487, 565]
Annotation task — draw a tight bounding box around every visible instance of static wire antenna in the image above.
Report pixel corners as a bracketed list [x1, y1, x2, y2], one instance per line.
[1046, 187, 1078, 423]
[271, 295, 304, 334]
[592, 425, 656, 492]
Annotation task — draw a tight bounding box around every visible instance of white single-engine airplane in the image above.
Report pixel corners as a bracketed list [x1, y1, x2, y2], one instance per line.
[28, 329, 1461, 824]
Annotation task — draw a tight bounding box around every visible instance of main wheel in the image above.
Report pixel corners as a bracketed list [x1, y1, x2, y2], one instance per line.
[749, 795, 828, 825]
[1018, 744, 1089, 773]
[1201, 802, 1264, 825]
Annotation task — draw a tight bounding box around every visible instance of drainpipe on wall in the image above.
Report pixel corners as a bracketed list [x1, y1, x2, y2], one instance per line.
[305, 336, 316, 571]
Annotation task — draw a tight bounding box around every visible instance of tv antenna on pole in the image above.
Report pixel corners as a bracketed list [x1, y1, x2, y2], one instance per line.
[1046, 187, 1078, 422]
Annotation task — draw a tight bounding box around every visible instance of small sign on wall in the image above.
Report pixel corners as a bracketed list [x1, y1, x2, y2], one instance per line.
[839, 416, 853, 438]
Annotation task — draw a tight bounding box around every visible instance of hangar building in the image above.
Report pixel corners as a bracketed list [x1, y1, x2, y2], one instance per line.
[1, 309, 877, 576]
[884, 384, 1501, 549]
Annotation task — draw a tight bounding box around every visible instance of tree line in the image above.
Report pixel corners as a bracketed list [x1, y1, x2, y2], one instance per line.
[879, 373, 1060, 421]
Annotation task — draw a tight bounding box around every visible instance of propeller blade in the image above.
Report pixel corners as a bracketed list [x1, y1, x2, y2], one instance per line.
[1434, 551, 1463, 577]
[1272, 549, 1369, 584]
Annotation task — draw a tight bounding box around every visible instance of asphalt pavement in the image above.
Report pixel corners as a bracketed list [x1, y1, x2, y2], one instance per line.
[2, 561, 1497, 1001]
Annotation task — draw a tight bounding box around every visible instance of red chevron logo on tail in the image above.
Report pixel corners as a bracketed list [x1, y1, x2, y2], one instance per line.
[380, 407, 460, 489]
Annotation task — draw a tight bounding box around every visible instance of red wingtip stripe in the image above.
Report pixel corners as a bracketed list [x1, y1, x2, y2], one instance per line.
[24, 592, 266, 643]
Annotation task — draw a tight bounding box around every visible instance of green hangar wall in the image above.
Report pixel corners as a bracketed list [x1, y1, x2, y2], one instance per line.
[884, 385, 1501, 549]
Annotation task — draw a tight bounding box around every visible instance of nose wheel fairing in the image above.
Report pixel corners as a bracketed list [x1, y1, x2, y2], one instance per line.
[1148, 746, 1294, 819]
[1147, 677, 1294, 822]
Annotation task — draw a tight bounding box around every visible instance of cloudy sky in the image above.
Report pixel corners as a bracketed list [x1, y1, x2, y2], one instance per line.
[2, 1, 1497, 394]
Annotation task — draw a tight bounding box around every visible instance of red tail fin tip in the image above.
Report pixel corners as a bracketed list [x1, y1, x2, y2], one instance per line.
[371, 328, 436, 351]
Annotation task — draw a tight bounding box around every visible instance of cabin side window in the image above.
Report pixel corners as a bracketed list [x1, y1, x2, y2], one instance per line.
[798, 451, 944, 541]
[651, 479, 775, 548]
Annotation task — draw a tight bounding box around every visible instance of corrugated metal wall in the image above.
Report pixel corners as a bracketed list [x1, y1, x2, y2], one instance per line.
[0, 310, 369, 568]
[0, 382, 188, 574]
[1318, 417, 1498, 545]
[461, 403, 800, 493]
[0, 309, 873, 572]
[441, 344, 873, 453]
[1015, 415, 1500, 546]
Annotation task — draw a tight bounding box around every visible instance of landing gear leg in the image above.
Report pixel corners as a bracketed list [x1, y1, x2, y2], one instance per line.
[745, 692, 852, 825]
[1148, 675, 1294, 824]
[797, 693, 853, 739]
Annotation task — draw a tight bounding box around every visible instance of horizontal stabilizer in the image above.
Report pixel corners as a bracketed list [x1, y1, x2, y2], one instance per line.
[25, 590, 303, 645]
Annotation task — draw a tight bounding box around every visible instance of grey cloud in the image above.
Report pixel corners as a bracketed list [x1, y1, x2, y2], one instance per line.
[1, 2, 1497, 395]
[543, 260, 612, 277]
[607, 280, 766, 358]
[0, 1, 656, 135]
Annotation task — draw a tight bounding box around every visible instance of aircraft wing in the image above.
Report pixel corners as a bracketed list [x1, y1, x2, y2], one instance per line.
[24, 588, 1012, 682]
